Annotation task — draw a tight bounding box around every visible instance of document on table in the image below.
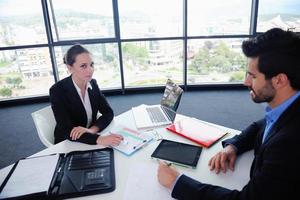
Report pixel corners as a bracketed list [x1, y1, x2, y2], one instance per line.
[103, 125, 153, 156]
[0, 154, 59, 199]
[123, 162, 174, 200]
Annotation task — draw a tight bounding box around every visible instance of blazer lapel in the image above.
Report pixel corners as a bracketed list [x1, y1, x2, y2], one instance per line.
[64, 76, 87, 123]
[88, 84, 98, 121]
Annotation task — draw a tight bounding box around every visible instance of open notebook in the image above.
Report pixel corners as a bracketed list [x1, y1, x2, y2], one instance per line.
[132, 79, 183, 129]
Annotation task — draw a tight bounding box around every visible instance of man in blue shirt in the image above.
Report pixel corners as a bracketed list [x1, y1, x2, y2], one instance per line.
[157, 28, 300, 200]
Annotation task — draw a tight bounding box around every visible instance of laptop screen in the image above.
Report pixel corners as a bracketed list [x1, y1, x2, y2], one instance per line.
[160, 79, 183, 111]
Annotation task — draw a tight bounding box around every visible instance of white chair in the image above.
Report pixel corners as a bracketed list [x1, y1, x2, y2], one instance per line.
[31, 105, 56, 147]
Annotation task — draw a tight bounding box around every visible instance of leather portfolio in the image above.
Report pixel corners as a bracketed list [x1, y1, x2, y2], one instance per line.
[0, 148, 115, 199]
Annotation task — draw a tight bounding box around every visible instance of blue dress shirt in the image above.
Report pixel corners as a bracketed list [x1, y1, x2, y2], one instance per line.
[262, 91, 300, 143]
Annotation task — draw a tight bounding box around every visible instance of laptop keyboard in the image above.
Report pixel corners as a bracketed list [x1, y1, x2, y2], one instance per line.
[146, 107, 168, 123]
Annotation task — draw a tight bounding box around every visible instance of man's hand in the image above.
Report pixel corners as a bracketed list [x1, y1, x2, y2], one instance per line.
[96, 134, 124, 146]
[208, 144, 237, 174]
[157, 161, 179, 189]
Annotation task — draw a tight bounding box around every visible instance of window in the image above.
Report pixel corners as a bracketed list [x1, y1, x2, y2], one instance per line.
[188, 0, 252, 36]
[0, 0, 47, 46]
[122, 40, 183, 87]
[1, 0, 299, 102]
[257, 0, 300, 32]
[49, 0, 115, 41]
[0, 48, 54, 99]
[187, 39, 246, 84]
[119, 0, 183, 38]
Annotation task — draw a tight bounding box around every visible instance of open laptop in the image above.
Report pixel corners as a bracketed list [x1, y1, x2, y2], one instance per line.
[132, 79, 183, 129]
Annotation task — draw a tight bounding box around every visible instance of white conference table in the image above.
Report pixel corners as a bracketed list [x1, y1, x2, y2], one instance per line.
[0, 106, 254, 199]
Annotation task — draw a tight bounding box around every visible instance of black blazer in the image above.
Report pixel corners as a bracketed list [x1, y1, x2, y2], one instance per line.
[49, 76, 114, 144]
[172, 96, 300, 200]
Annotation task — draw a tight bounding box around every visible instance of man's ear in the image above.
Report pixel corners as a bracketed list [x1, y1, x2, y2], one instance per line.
[272, 73, 289, 89]
[67, 65, 72, 72]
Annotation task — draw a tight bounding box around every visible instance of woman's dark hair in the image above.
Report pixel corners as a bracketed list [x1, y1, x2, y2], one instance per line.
[63, 44, 90, 66]
[242, 28, 300, 90]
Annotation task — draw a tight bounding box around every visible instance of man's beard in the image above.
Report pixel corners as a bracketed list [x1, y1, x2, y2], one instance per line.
[249, 81, 276, 103]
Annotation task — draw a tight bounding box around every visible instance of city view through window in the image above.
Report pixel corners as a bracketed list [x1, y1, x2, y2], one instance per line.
[0, 0, 299, 100]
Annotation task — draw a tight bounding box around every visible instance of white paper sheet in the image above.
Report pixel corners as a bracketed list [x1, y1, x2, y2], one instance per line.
[0, 154, 59, 198]
[123, 162, 174, 200]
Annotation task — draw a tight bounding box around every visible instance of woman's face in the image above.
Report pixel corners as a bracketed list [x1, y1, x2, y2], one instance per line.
[68, 52, 94, 83]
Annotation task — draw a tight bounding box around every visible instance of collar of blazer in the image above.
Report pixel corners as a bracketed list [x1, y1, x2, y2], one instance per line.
[68, 77, 99, 121]
[261, 95, 300, 146]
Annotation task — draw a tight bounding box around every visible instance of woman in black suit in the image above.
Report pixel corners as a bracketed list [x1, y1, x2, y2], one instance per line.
[50, 44, 123, 145]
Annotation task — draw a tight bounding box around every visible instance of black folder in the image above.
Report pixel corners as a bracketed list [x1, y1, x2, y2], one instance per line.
[0, 148, 115, 199]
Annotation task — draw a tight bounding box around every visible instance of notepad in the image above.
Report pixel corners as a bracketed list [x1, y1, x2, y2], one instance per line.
[104, 126, 153, 156]
[166, 118, 228, 148]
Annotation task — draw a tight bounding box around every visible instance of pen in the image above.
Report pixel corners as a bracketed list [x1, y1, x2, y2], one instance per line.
[164, 161, 172, 167]
[133, 140, 147, 149]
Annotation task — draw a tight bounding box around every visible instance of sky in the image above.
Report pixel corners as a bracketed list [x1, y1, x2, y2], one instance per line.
[0, 0, 299, 17]
[259, 0, 300, 15]
[0, 0, 113, 16]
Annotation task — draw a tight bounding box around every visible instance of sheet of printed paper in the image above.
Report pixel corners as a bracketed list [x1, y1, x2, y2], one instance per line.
[123, 162, 174, 200]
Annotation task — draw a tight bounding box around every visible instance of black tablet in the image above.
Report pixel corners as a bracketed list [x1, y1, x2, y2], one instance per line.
[151, 139, 202, 168]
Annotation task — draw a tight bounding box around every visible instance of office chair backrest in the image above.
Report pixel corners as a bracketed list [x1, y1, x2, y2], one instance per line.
[31, 105, 56, 147]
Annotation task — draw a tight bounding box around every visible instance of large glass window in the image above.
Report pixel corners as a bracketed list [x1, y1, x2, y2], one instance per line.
[0, 0, 47, 47]
[257, 0, 300, 32]
[188, 0, 252, 36]
[119, 0, 183, 38]
[187, 39, 247, 84]
[0, 48, 55, 99]
[55, 43, 121, 89]
[1, 0, 299, 102]
[49, 0, 115, 41]
[122, 40, 183, 87]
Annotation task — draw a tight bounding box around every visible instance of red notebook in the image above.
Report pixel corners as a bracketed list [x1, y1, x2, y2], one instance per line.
[166, 118, 228, 148]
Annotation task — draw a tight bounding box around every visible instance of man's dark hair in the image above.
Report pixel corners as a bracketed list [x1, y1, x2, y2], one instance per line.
[242, 28, 300, 90]
[63, 44, 90, 66]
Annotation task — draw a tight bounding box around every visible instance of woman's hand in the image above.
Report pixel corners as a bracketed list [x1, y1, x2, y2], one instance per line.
[70, 126, 98, 140]
[70, 126, 89, 140]
[96, 134, 124, 146]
